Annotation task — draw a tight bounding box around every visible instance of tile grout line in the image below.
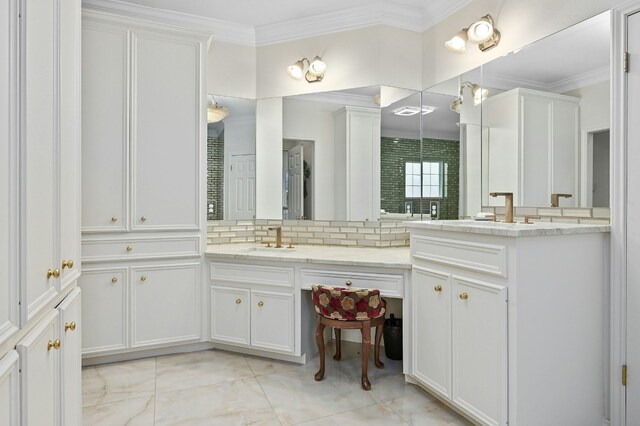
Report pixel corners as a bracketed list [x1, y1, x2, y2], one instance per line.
[249, 356, 285, 426]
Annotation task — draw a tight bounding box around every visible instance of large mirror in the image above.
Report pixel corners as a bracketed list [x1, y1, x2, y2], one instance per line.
[207, 95, 256, 220]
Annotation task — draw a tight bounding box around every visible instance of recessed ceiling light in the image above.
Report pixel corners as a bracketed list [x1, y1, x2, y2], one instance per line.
[393, 106, 436, 116]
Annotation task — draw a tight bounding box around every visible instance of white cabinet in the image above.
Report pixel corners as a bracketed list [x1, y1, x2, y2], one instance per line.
[333, 106, 381, 221]
[210, 263, 295, 355]
[80, 262, 200, 357]
[57, 288, 82, 426]
[481, 88, 580, 207]
[0, 351, 20, 426]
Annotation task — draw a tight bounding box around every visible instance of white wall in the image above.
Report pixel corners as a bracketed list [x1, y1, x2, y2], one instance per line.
[256, 97, 283, 218]
[283, 98, 340, 219]
[208, 40, 256, 98]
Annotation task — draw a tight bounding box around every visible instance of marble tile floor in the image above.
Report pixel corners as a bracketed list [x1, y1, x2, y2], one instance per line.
[82, 342, 473, 425]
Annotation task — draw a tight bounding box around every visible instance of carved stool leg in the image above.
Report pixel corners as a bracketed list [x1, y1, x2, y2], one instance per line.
[360, 321, 371, 390]
[374, 323, 384, 369]
[333, 328, 342, 361]
[314, 319, 326, 381]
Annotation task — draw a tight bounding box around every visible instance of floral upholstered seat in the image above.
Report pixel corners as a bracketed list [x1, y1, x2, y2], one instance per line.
[311, 284, 386, 321]
[311, 284, 386, 390]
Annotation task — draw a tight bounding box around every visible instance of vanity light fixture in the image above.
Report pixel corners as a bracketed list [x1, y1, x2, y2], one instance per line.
[449, 81, 488, 113]
[207, 94, 230, 123]
[445, 14, 501, 53]
[393, 105, 436, 116]
[286, 55, 327, 83]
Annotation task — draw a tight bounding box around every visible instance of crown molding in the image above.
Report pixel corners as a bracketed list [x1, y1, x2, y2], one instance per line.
[483, 65, 610, 94]
[421, 0, 474, 31]
[289, 91, 378, 108]
[81, 0, 255, 45]
[255, 2, 422, 46]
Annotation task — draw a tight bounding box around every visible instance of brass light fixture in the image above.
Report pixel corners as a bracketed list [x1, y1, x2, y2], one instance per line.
[449, 81, 489, 113]
[287, 56, 326, 83]
[207, 94, 230, 123]
[445, 14, 501, 53]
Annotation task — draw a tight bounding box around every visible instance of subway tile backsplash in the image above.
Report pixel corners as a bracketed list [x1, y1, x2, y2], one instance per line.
[480, 206, 611, 225]
[207, 219, 410, 247]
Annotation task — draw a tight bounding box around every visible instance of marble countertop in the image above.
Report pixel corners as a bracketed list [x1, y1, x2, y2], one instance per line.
[205, 243, 411, 270]
[405, 220, 610, 237]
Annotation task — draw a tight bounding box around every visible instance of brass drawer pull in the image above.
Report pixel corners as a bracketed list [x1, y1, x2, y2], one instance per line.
[111, 277, 118, 284]
[47, 339, 61, 350]
[235, 299, 242, 304]
[434, 285, 442, 292]
[258, 301, 264, 307]
[140, 275, 147, 282]
[47, 269, 60, 279]
[126, 246, 133, 252]
[111, 216, 118, 222]
[459, 292, 469, 300]
[65, 322, 76, 332]
[345, 280, 352, 286]
[62, 259, 74, 269]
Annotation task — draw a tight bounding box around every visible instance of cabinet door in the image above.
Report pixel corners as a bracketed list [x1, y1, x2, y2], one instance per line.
[21, 0, 59, 324]
[81, 23, 128, 232]
[550, 100, 579, 203]
[452, 276, 507, 426]
[210, 286, 250, 346]
[411, 266, 452, 399]
[58, 0, 81, 291]
[17, 310, 60, 426]
[132, 33, 200, 231]
[57, 288, 81, 426]
[0, 351, 20, 426]
[131, 263, 200, 347]
[251, 290, 294, 353]
[78, 269, 127, 354]
[0, 0, 19, 345]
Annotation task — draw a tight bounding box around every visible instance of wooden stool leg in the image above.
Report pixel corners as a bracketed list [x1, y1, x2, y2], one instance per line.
[360, 321, 371, 390]
[333, 328, 342, 361]
[374, 323, 384, 369]
[314, 319, 326, 381]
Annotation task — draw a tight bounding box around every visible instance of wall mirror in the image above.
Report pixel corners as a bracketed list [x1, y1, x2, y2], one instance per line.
[207, 95, 256, 220]
[279, 85, 422, 221]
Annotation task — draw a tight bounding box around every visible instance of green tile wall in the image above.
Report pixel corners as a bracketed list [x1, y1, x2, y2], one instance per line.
[380, 137, 459, 220]
[207, 133, 224, 220]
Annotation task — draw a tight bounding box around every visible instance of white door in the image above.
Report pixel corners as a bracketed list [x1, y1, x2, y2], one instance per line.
[287, 145, 304, 220]
[627, 10, 640, 424]
[57, 288, 82, 426]
[210, 286, 250, 346]
[228, 154, 256, 220]
[0, 351, 20, 426]
[251, 290, 294, 353]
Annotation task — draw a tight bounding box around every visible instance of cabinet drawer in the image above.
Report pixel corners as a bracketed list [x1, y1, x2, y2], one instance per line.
[210, 262, 294, 288]
[81, 236, 200, 262]
[301, 269, 403, 298]
[412, 235, 507, 278]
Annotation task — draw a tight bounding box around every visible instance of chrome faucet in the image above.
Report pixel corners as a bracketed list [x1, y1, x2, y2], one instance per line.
[489, 192, 514, 223]
[550, 193, 572, 207]
[268, 226, 283, 248]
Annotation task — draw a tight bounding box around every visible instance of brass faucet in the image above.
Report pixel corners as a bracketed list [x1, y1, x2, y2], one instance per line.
[268, 226, 283, 248]
[489, 192, 514, 223]
[550, 193, 572, 207]
[524, 215, 540, 224]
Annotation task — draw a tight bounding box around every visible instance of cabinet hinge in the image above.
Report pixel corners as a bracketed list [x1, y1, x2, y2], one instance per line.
[623, 364, 628, 386]
[624, 52, 629, 73]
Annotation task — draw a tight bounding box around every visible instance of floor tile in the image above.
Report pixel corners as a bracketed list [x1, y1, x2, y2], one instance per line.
[386, 390, 473, 425]
[82, 358, 156, 407]
[296, 402, 408, 425]
[155, 349, 254, 394]
[83, 395, 155, 426]
[154, 377, 280, 426]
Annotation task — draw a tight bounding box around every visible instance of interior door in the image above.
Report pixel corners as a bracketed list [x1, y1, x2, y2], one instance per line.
[627, 10, 640, 424]
[287, 145, 304, 220]
[227, 154, 256, 220]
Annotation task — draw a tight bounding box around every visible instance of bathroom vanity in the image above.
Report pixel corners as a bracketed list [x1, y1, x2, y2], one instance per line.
[406, 220, 610, 426]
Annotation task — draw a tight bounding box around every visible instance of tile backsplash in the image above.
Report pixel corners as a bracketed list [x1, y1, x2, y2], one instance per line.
[207, 219, 410, 247]
[480, 206, 611, 224]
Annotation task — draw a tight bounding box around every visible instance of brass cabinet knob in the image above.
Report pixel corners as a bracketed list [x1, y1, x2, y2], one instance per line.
[140, 275, 147, 282]
[111, 216, 118, 222]
[140, 216, 146, 222]
[345, 280, 352, 286]
[235, 298, 242, 304]
[258, 301, 264, 307]
[53, 269, 60, 278]
[459, 292, 469, 300]
[126, 246, 133, 252]
[47, 269, 54, 279]
[65, 322, 76, 332]
[434, 285, 442, 292]
[62, 259, 74, 269]
[111, 277, 118, 284]
[47, 339, 61, 350]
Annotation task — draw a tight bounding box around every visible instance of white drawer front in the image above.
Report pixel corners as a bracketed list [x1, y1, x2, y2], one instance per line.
[210, 262, 294, 288]
[411, 235, 507, 278]
[82, 236, 200, 262]
[301, 269, 403, 298]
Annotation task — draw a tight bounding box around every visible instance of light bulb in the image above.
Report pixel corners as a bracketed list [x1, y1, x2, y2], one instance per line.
[467, 15, 494, 43]
[444, 29, 468, 53]
[287, 61, 304, 80]
[308, 56, 326, 76]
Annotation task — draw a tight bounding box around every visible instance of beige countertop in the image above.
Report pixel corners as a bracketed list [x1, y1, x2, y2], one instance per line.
[205, 243, 411, 270]
[405, 220, 610, 237]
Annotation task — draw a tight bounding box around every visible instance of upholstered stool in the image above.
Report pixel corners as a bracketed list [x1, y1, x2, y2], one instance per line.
[311, 284, 386, 390]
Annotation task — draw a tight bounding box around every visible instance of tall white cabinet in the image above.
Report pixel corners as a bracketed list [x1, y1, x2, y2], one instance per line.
[1, 0, 83, 423]
[481, 88, 580, 207]
[79, 10, 210, 358]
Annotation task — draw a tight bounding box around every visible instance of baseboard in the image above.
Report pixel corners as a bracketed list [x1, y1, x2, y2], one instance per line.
[211, 342, 307, 364]
[82, 341, 215, 366]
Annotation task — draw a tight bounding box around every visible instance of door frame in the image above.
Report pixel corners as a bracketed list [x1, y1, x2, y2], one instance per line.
[612, 2, 640, 425]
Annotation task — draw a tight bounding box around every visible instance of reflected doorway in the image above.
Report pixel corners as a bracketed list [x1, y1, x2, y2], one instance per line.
[283, 139, 313, 220]
[587, 129, 610, 207]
